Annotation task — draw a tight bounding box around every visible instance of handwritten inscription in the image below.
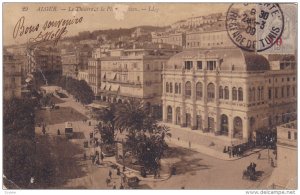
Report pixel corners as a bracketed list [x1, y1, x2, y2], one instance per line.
[13, 16, 83, 45]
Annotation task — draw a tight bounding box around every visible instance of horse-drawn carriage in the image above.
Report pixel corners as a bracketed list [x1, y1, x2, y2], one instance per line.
[242, 163, 257, 181]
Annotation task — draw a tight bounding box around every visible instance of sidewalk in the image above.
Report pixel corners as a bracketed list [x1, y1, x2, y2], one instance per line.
[162, 122, 263, 161]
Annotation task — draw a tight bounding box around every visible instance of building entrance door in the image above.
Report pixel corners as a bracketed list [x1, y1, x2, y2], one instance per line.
[186, 113, 191, 127]
[196, 115, 202, 130]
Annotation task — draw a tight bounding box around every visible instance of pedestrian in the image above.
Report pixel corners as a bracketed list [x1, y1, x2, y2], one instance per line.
[229, 148, 232, 158]
[109, 170, 112, 179]
[101, 153, 104, 162]
[106, 178, 110, 186]
[257, 152, 261, 160]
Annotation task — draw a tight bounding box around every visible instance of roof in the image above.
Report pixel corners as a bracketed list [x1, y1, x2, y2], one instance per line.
[166, 48, 270, 72]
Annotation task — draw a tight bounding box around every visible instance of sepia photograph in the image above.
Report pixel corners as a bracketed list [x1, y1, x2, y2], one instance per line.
[2, 2, 298, 191]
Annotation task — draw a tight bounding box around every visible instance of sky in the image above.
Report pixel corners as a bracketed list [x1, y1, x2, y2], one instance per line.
[3, 3, 228, 46]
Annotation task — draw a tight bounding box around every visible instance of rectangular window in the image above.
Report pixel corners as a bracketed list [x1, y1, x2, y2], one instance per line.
[288, 131, 291, 139]
[281, 86, 284, 98]
[268, 88, 272, 100]
[287, 86, 290, 97]
[207, 61, 216, 70]
[294, 132, 297, 140]
[197, 61, 202, 70]
[184, 61, 193, 70]
[275, 87, 278, 98]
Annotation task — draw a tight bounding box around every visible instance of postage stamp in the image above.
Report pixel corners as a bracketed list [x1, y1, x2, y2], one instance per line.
[226, 3, 284, 52]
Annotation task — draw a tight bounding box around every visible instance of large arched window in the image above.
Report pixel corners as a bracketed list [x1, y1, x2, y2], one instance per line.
[224, 86, 229, 100]
[170, 82, 173, 93]
[261, 87, 264, 100]
[252, 87, 256, 101]
[196, 82, 203, 100]
[166, 82, 169, 93]
[249, 88, 252, 101]
[232, 87, 237, 101]
[175, 83, 179, 94]
[167, 106, 172, 123]
[257, 87, 261, 100]
[219, 86, 223, 99]
[238, 87, 243, 101]
[207, 83, 215, 101]
[185, 81, 192, 98]
[178, 83, 181, 94]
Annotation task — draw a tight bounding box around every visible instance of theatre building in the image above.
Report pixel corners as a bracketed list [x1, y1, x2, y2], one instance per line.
[162, 48, 296, 141]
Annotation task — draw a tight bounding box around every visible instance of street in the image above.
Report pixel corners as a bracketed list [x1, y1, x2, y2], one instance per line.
[34, 91, 275, 189]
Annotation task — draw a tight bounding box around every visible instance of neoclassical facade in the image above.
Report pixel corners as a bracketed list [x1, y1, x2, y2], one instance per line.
[162, 48, 296, 141]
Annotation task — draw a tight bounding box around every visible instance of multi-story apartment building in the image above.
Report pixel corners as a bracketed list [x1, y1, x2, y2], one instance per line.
[268, 121, 297, 189]
[4, 51, 22, 100]
[162, 48, 296, 141]
[99, 44, 182, 118]
[151, 32, 186, 47]
[61, 45, 93, 78]
[78, 70, 89, 83]
[61, 52, 78, 78]
[32, 47, 62, 74]
[88, 58, 101, 96]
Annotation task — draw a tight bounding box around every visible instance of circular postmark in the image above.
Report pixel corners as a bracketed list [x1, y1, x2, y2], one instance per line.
[226, 3, 284, 52]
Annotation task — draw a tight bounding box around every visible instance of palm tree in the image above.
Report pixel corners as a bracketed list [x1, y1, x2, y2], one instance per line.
[114, 99, 171, 172]
[94, 103, 117, 144]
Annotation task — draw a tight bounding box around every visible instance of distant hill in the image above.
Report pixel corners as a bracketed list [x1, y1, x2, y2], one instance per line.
[63, 25, 168, 42]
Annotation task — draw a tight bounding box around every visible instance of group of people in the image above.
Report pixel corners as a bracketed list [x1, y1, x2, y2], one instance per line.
[224, 145, 244, 158]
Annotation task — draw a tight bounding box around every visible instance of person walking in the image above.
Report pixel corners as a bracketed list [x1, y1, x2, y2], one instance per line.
[109, 170, 112, 179]
[106, 178, 110, 187]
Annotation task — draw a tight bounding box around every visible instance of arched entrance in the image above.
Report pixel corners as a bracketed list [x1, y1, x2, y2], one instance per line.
[186, 113, 191, 127]
[233, 117, 243, 139]
[176, 107, 181, 125]
[167, 106, 172, 123]
[220, 114, 228, 135]
[208, 117, 215, 132]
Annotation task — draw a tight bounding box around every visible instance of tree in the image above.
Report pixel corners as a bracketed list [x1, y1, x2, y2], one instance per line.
[115, 99, 171, 172]
[95, 103, 117, 145]
[3, 97, 37, 188]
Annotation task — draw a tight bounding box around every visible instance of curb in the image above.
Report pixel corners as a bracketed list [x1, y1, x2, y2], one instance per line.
[166, 138, 266, 161]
